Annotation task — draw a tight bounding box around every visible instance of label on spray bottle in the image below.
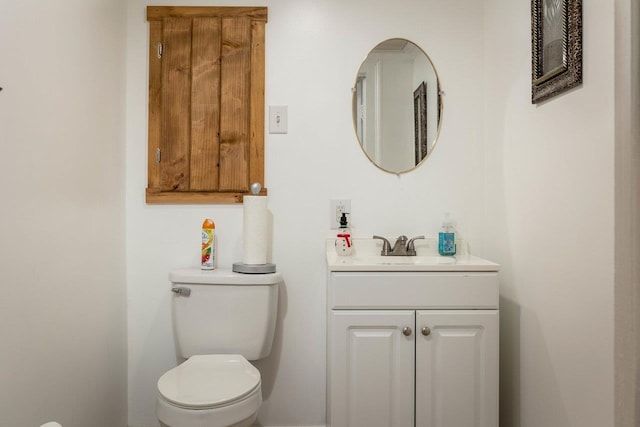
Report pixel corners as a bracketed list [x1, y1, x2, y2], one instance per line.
[201, 219, 215, 270]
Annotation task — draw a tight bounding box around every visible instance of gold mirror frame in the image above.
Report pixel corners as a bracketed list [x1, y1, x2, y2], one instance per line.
[352, 38, 443, 175]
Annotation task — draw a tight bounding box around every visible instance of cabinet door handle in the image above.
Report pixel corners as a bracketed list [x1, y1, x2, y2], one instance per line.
[402, 326, 412, 336]
[421, 326, 431, 336]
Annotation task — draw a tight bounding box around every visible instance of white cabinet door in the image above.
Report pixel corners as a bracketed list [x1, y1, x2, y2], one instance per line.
[415, 310, 499, 427]
[329, 310, 415, 427]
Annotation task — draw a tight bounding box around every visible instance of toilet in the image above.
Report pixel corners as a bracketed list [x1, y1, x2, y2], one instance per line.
[157, 268, 281, 427]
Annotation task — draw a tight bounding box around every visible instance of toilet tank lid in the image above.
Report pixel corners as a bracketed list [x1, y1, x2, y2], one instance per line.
[170, 268, 282, 285]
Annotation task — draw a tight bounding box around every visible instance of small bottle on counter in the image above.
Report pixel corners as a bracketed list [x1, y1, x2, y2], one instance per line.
[335, 212, 353, 256]
[438, 213, 456, 256]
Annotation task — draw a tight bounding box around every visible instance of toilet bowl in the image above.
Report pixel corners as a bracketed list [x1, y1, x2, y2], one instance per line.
[157, 269, 281, 427]
[157, 355, 262, 427]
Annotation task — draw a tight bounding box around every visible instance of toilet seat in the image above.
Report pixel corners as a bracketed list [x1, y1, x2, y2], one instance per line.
[158, 354, 261, 410]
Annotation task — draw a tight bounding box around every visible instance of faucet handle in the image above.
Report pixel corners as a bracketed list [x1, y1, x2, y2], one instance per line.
[373, 235, 392, 255]
[407, 235, 425, 255]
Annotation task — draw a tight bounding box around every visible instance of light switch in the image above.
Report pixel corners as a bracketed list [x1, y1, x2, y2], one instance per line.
[269, 105, 288, 134]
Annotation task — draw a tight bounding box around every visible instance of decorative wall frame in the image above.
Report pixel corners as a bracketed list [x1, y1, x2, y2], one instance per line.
[531, 0, 582, 103]
[413, 82, 427, 165]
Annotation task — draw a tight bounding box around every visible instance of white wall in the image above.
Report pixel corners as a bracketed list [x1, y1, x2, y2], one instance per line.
[126, 0, 485, 425]
[483, 1, 620, 427]
[0, 1, 127, 426]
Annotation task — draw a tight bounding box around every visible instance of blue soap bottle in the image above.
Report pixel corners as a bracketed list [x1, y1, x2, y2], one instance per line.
[438, 213, 456, 256]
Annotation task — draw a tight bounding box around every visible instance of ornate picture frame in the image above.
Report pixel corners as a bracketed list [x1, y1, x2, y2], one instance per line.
[531, 0, 582, 103]
[413, 82, 427, 165]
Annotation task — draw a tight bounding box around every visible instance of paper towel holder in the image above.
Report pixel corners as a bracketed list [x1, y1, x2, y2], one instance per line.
[234, 182, 276, 274]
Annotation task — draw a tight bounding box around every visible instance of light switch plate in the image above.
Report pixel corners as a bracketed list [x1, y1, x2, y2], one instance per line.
[269, 105, 288, 134]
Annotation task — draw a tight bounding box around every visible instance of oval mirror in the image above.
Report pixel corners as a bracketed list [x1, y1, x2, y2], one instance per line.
[353, 38, 442, 174]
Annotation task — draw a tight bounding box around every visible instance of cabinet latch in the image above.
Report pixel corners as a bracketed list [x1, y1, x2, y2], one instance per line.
[157, 42, 163, 59]
[156, 148, 161, 163]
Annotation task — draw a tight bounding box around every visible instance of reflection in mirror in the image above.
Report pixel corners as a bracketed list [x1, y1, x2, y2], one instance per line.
[353, 39, 442, 174]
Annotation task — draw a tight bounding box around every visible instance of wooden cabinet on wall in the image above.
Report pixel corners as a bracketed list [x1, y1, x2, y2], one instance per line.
[146, 6, 267, 204]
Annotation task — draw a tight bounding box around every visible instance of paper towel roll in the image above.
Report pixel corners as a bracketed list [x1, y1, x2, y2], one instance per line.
[243, 195, 268, 265]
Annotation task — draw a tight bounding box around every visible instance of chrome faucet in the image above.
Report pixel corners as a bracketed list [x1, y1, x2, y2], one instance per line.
[373, 235, 425, 256]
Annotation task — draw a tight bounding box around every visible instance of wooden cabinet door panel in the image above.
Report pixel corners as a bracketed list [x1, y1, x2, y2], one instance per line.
[219, 17, 251, 191]
[146, 6, 267, 203]
[190, 17, 221, 191]
[160, 17, 192, 191]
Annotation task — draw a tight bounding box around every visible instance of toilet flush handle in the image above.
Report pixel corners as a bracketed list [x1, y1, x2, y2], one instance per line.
[171, 287, 191, 297]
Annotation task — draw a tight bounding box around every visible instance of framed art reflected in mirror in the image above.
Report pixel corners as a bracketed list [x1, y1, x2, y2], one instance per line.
[531, 0, 582, 103]
[414, 82, 427, 165]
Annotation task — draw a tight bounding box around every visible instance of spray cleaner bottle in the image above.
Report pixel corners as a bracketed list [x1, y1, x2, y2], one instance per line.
[201, 218, 216, 269]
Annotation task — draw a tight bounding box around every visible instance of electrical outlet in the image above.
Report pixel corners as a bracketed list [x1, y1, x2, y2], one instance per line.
[330, 199, 351, 229]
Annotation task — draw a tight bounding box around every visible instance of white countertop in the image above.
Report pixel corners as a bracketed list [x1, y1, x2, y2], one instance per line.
[326, 238, 500, 272]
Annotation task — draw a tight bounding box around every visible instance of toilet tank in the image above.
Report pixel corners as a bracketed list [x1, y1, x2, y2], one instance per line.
[169, 268, 281, 360]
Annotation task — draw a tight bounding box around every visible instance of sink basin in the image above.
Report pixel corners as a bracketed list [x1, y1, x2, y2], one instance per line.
[326, 238, 499, 272]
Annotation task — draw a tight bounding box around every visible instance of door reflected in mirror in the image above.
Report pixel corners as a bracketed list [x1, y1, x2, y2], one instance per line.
[353, 38, 442, 174]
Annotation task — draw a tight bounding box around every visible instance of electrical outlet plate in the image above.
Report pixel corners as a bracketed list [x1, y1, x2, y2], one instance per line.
[330, 199, 351, 229]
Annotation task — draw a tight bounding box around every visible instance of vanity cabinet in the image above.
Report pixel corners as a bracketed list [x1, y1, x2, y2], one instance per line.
[327, 270, 499, 427]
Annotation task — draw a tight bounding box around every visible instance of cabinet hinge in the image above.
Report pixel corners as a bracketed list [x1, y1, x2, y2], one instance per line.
[157, 42, 163, 59]
[156, 148, 161, 163]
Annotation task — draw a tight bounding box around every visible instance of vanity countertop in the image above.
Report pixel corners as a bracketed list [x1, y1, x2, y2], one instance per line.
[326, 238, 500, 272]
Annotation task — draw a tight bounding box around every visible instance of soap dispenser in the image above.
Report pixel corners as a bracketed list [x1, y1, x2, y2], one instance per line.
[335, 212, 353, 256]
[438, 213, 456, 256]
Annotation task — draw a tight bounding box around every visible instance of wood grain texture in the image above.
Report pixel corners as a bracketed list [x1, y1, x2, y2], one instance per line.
[147, 21, 162, 190]
[219, 17, 251, 192]
[147, 6, 267, 22]
[146, 188, 267, 204]
[190, 17, 221, 191]
[146, 7, 267, 204]
[249, 21, 265, 188]
[160, 18, 192, 191]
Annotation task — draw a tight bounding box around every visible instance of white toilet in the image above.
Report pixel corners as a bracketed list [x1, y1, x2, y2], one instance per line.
[156, 268, 281, 427]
